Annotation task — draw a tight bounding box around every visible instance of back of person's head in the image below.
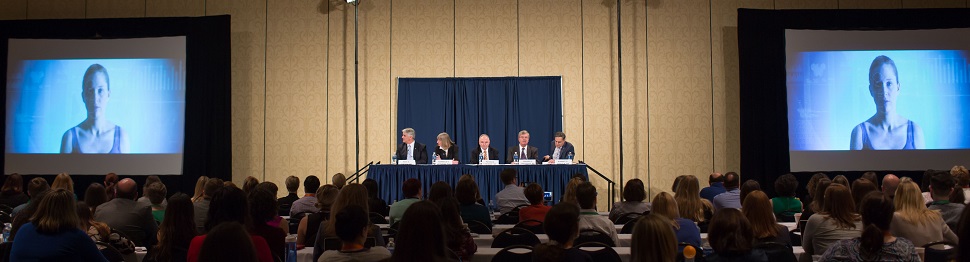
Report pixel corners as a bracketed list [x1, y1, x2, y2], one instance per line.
[894, 180, 940, 226]
[851, 178, 878, 210]
[83, 183, 108, 210]
[671, 175, 687, 192]
[203, 178, 224, 198]
[30, 188, 79, 234]
[810, 178, 832, 213]
[921, 170, 935, 192]
[402, 178, 422, 198]
[434, 197, 465, 247]
[951, 166, 970, 187]
[500, 168, 518, 186]
[562, 177, 584, 205]
[104, 173, 119, 188]
[304, 175, 321, 194]
[741, 190, 777, 239]
[833, 175, 850, 187]
[623, 179, 646, 202]
[858, 192, 894, 258]
[334, 205, 369, 243]
[535, 203, 581, 262]
[248, 188, 278, 224]
[575, 182, 597, 209]
[1, 173, 23, 194]
[774, 174, 799, 198]
[116, 178, 138, 200]
[708, 208, 753, 257]
[807, 173, 829, 198]
[723, 172, 740, 189]
[861, 172, 879, 187]
[882, 174, 900, 197]
[650, 192, 680, 229]
[326, 184, 370, 235]
[455, 178, 479, 205]
[709, 173, 724, 184]
[192, 176, 208, 201]
[75, 201, 94, 226]
[27, 177, 49, 198]
[674, 175, 708, 223]
[152, 193, 197, 262]
[315, 185, 339, 212]
[428, 181, 452, 203]
[284, 176, 300, 193]
[631, 214, 677, 262]
[930, 170, 956, 200]
[51, 173, 74, 193]
[206, 186, 250, 232]
[256, 182, 277, 196]
[146, 182, 167, 206]
[242, 176, 259, 194]
[392, 201, 447, 262]
[145, 175, 162, 187]
[198, 222, 258, 262]
[524, 183, 544, 205]
[739, 180, 761, 204]
[332, 173, 346, 189]
[822, 184, 859, 229]
[362, 178, 380, 199]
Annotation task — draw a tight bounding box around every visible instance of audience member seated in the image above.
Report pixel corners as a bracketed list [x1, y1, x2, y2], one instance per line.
[332, 173, 347, 190]
[255, 182, 289, 234]
[389, 178, 423, 225]
[137, 175, 168, 208]
[712, 172, 741, 211]
[771, 174, 802, 220]
[278, 176, 301, 215]
[362, 179, 389, 216]
[145, 182, 167, 223]
[194, 178, 223, 233]
[144, 193, 197, 262]
[191, 176, 209, 203]
[927, 170, 965, 231]
[389, 201, 458, 262]
[575, 182, 618, 245]
[631, 213, 678, 262]
[951, 165, 970, 204]
[739, 180, 761, 205]
[249, 188, 287, 260]
[921, 171, 936, 204]
[799, 178, 832, 232]
[312, 184, 385, 261]
[609, 178, 649, 221]
[850, 178, 878, 212]
[801, 173, 829, 218]
[242, 176, 260, 194]
[0, 173, 29, 208]
[318, 205, 391, 262]
[861, 172, 879, 188]
[532, 203, 592, 262]
[290, 175, 322, 217]
[882, 174, 900, 200]
[51, 173, 76, 199]
[195, 222, 265, 262]
[427, 181, 453, 203]
[84, 183, 110, 213]
[299, 185, 339, 247]
[820, 192, 920, 261]
[519, 183, 551, 222]
[95, 178, 159, 247]
[742, 191, 791, 246]
[10, 189, 107, 261]
[700, 172, 726, 203]
[891, 179, 958, 246]
[455, 178, 492, 228]
[802, 184, 862, 261]
[10, 186, 49, 241]
[560, 177, 584, 206]
[496, 169, 530, 214]
[436, 197, 477, 260]
[459, 174, 488, 206]
[674, 175, 714, 231]
[78, 202, 136, 256]
[832, 175, 850, 188]
[651, 192, 701, 250]
[188, 187, 274, 262]
[12, 178, 49, 217]
[706, 208, 768, 261]
[957, 201, 970, 260]
[104, 173, 119, 200]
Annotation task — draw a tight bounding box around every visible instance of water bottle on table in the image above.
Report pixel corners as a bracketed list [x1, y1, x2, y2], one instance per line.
[391, 154, 397, 165]
[567, 152, 574, 162]
[512, 152, 519, 164]
[478, 152, 484, 164]
[2, 223, 10, 242]
[285, 234, 297, 262]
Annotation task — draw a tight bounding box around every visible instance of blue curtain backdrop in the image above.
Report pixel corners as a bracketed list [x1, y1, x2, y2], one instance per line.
[397, 76, 563, 162]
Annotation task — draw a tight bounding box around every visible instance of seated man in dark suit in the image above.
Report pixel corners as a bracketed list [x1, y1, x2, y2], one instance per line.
[543, 131, 576, 163]
[395, 127, 428, 164]
[469, 134, 499, 164]
[507, 130, 539, 163]
[94, 178, 159, 247]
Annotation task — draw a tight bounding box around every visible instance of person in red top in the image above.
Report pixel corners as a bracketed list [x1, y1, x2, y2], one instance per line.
[519, 183, 552, 222]
[186, 186, 274, 262]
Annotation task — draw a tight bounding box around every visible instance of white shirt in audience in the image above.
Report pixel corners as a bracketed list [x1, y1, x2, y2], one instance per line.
[495, 184, 530, 214]
[578, 208, 619, 245]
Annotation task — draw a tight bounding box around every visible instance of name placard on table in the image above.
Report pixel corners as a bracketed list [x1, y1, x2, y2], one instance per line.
[480, 160, 499, 165]
[397, 160, 416, 165]
[517, 160, 537, 165]
[554, 159, 573, 165]
[433, 160, 455, 165]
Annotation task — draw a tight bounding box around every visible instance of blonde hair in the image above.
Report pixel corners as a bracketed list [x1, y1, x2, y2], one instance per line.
[51, 173, 74, 193]
[436, 132, 454, 149]
[894, 180, 941, 226]
[742, 190, 777, 238]
[31, 189, 80, 233]
[192, 176, 208, 202]
[651, 192, 681, 229]
[674, 175, 713, 223]
[631, 214, 677, 262]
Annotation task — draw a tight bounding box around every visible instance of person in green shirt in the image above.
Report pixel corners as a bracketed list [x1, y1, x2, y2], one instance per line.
[771, 174, 802, 221]
[145, 182, 167, 223]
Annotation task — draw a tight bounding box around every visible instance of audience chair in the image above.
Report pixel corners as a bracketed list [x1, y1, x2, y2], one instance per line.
[574, 242, 622, 262]
[573, 229, 615, 247]
[467, 220, 492, 235]
[116, 225, 147, 247]
[922, 241, 957, 262]
[494, 212, 519, 225]
[619, 219, 637, 234]
[492, 245, 533, 262]
[612, 212, 642, 225]
[513, 219, 544, 234]
[95, 241, 125, 262]
[754, 241, 795, 262]
[276, 203, 291, 217]
[369, 212, 388, 224]
[491, 227, 540, 248]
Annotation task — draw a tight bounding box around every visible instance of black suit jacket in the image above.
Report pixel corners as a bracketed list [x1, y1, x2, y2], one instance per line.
[396, 142, 429, 164]
[507, 145, 539, 163]
[547, 141, 576, 160]
[469, 146, 500, 164]
[434, 145, 460, 162]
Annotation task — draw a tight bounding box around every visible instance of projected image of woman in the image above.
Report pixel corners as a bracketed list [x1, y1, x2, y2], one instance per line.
[850, 56, 924, 150]
[59, 64, 129, 154]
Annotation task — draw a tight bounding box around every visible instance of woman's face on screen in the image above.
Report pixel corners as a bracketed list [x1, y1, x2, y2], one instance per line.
[869, 64, 899, 106]
[83, 72, 110, 112]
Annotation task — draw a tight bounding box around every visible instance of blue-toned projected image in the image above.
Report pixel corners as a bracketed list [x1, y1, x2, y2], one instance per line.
[5, 59, 185, 154]
[787, 50, 970, 151]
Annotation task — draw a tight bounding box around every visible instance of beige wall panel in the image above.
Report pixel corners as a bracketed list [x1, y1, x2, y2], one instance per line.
[773, 0, 837, 9]
[230, 0, 267, 184]
[358, 0, 392, 178]
[838, 0, 902, 9]
[391, 0, 455, 78]
[712, 0, 742, 177]
[741, 0, 775, 9]
[455, 0, 517, 77]
[86, 0, 145, 18]
[205, 0, 230, 15]
[27, 0, 84, 19]
[0, 0, 27, 20]
[902, 0, 966, 8]
[327, 3, 356, 177]
[647, 0, 713, 196]
[146, 0, 204, 17]
[623, 0, 648, 186]
[264, 1, 329, 195]
[581, 0, 615, 205]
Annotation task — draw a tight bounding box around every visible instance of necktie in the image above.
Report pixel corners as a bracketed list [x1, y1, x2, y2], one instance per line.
[521, 147, 527, 160]
[483, 149, 488, 160]
[553, 147, 561, 159]
[407, 144, 414, 160]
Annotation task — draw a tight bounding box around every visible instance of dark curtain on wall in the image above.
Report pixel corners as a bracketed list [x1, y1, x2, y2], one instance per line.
[738, 8, 970, 197]
[397, 76, 563, 163]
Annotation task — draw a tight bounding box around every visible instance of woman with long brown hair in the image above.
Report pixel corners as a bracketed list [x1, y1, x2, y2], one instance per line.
[145, 193, 197, 262]
[802, 184, 862, 259]
[674, 175, 714, 230]
[10, 189, 106, 261]
[631, 214, 678, 262]
[742, 190, 791, 245]
[651, 192, 701, 249]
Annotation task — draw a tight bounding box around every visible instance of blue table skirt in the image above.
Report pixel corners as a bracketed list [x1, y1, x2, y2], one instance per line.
[367, 164, 588, 206]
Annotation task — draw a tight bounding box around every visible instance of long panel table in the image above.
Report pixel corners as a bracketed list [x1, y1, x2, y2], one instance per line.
[367, 164, 588, 204]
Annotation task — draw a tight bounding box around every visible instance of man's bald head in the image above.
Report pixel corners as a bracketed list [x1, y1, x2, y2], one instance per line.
[117, 178, 138, 200]
[882, 174, 900, 198]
